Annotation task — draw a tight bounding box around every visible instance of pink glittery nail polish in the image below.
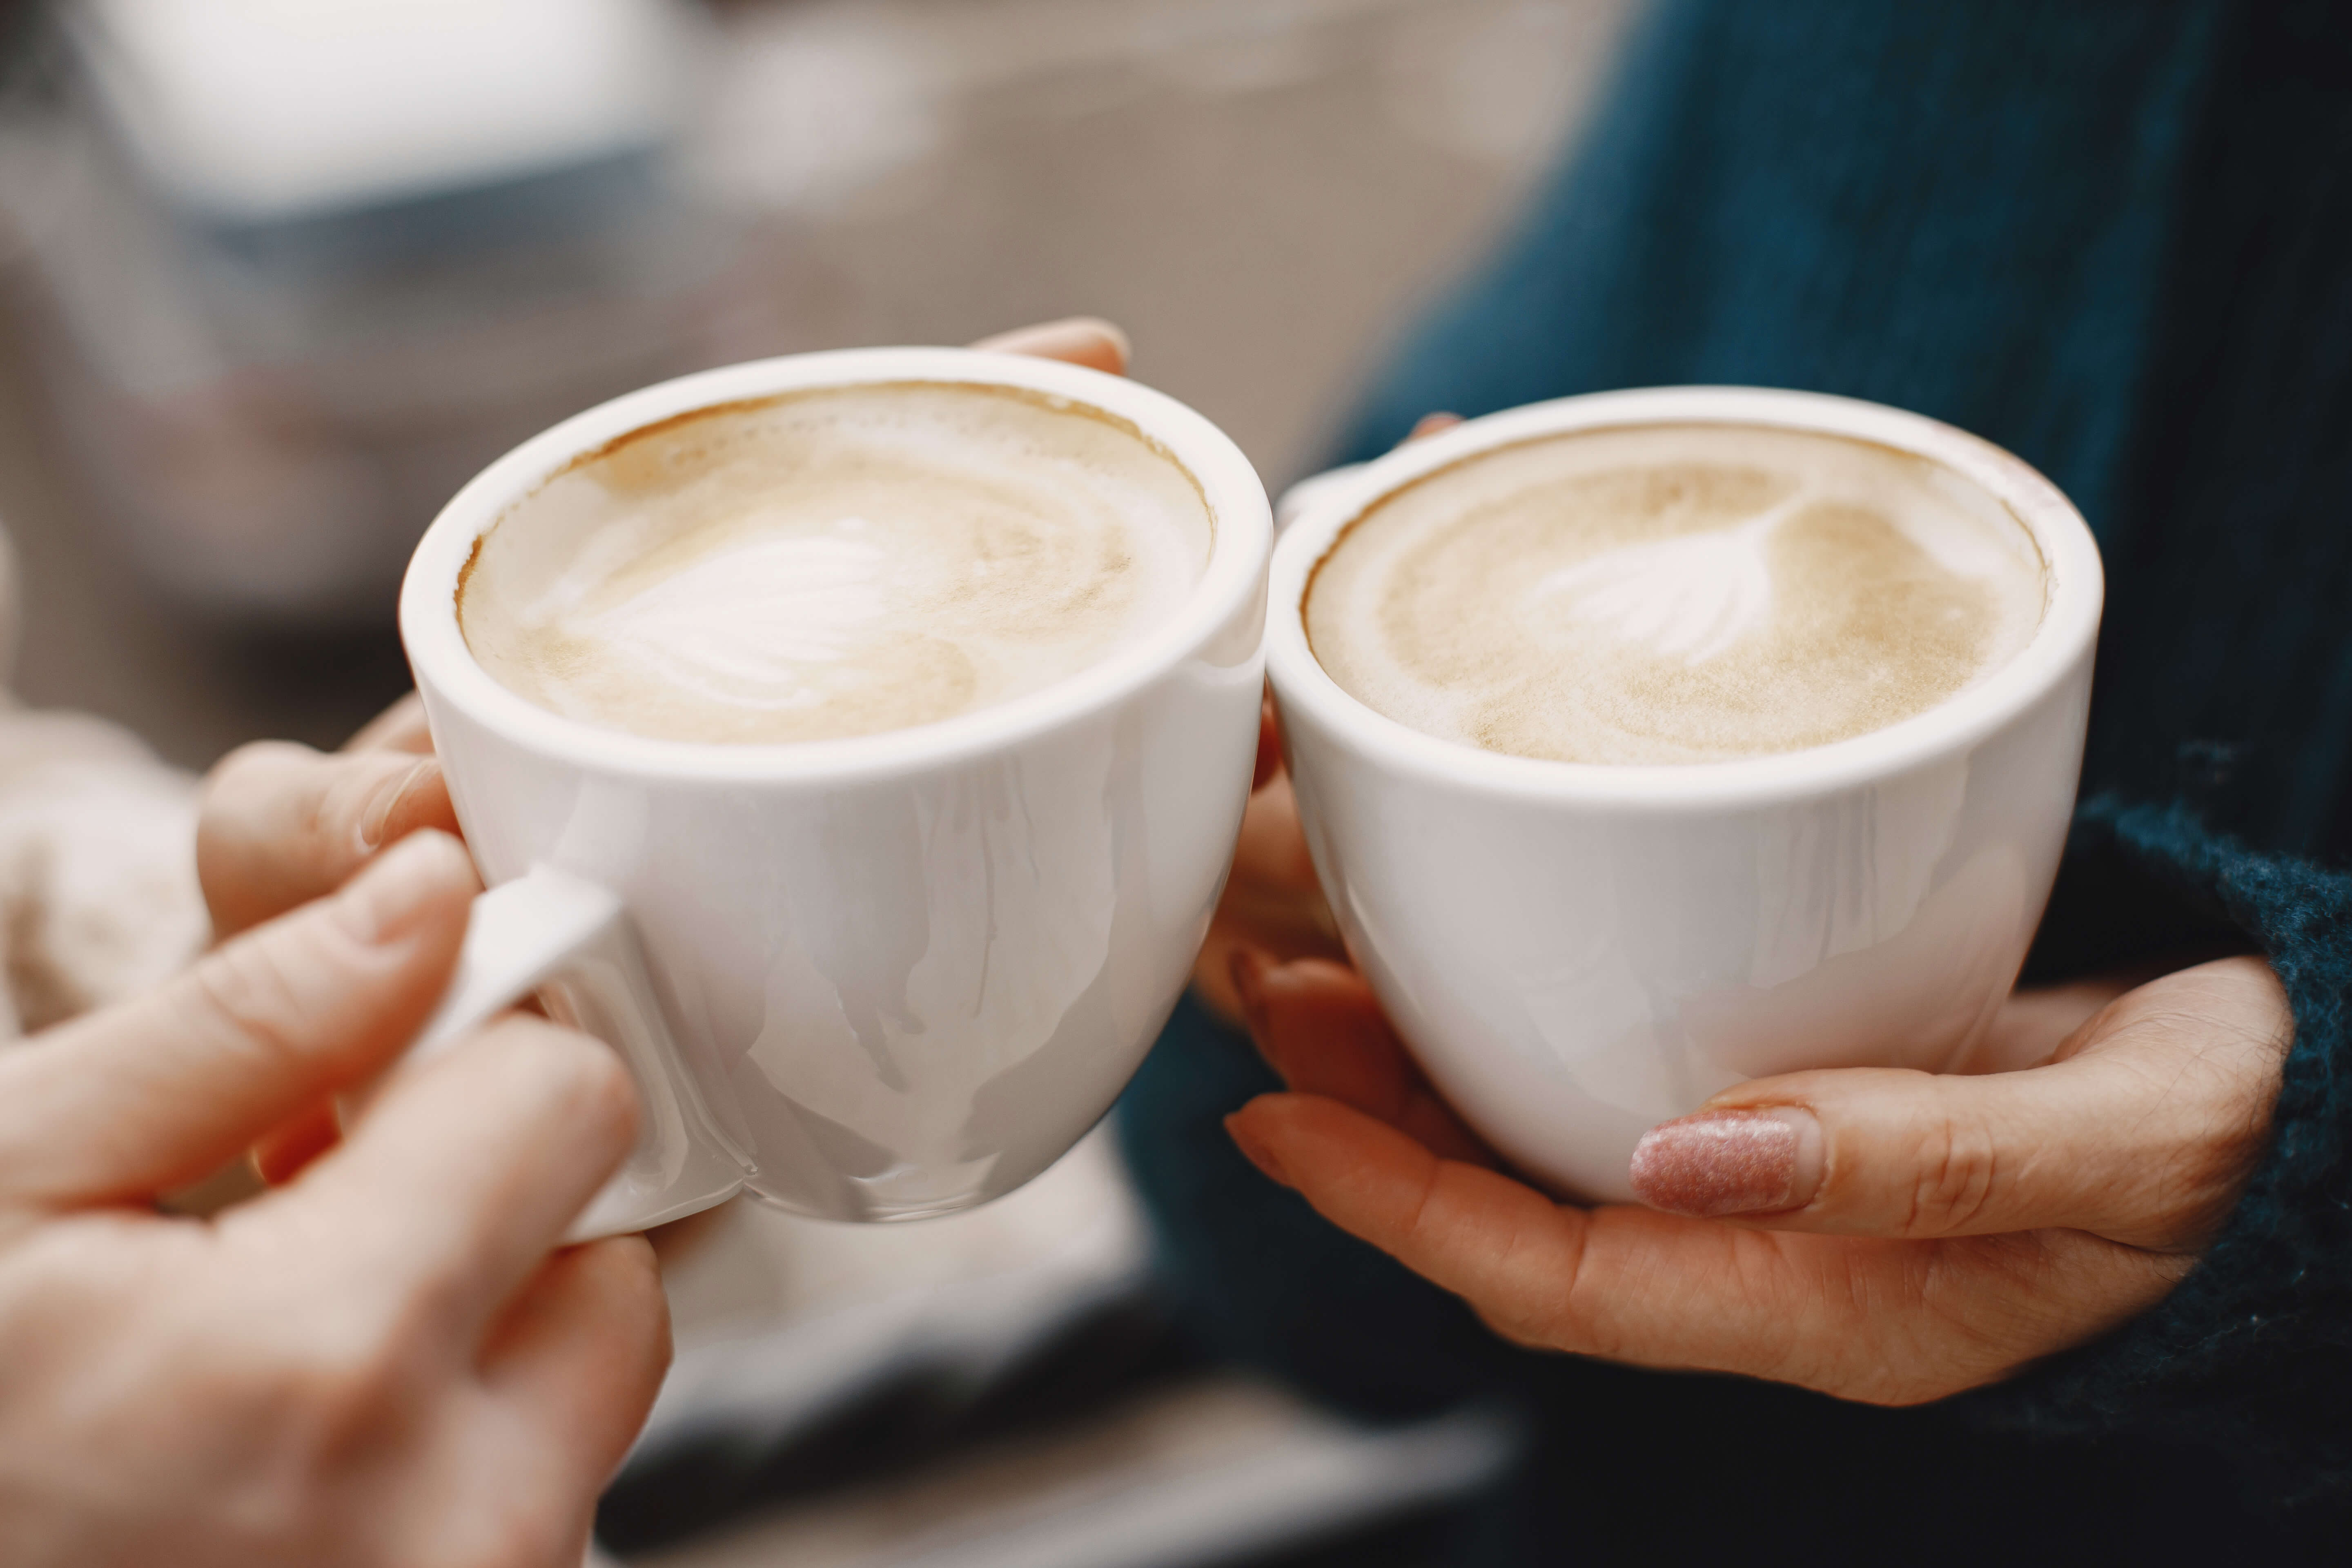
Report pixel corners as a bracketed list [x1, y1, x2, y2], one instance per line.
[1630, 1111, 1801, 1216]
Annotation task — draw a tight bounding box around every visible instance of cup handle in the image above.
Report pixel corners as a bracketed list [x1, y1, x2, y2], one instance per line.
[1273, 463, 1365, 533]
[350, 864, 748, 1242]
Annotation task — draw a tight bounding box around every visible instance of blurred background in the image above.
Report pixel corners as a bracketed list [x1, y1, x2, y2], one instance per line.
[0, 1, 1639, 1561]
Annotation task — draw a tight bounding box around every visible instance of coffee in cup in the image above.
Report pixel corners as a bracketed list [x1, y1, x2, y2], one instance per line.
[1303, 423, 2047, 766]
[458, 382, 1212, 746]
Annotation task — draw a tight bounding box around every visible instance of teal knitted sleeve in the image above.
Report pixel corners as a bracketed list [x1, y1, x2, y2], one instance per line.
[1975, 796, 2352, 1521]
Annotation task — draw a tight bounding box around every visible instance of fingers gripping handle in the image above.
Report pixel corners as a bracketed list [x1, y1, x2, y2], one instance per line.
[405, 868, 625, 1062]
[398, 866, 746, 1241]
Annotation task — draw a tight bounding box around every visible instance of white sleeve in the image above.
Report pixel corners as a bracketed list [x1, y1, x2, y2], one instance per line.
[0, 708, 209, 1040]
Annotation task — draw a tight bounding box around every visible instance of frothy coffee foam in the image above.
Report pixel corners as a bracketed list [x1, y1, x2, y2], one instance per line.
[1305, 424, 2046, 765]
[459, 382, 1211, 744]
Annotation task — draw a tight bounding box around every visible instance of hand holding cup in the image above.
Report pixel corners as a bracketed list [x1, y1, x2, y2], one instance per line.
[1223, 948, 2289, 1403]
[0, 835, 668, 1565]
[1206, 385, 2241, 1402]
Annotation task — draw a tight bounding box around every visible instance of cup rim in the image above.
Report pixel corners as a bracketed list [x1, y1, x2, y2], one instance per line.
[1267, 386, 2104, 809]
[401, 346, 1270, 783]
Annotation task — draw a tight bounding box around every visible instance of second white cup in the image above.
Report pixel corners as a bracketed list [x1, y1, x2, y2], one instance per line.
[1268, 387, 2103, 1203]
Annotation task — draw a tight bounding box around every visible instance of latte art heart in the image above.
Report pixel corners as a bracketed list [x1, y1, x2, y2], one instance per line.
[458, 382, 1212, 745]
[1305, 424, 2047, 766]
[584, 530, 895, 706]
[1528, 488, 1809, 666]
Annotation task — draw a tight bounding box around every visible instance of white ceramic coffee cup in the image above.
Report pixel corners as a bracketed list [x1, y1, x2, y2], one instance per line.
[1267, 387, 2102, 1204]
[394, 347, 1270, 1238]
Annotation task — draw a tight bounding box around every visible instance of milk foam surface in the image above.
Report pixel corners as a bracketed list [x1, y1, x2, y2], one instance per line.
[459, 382, 1212, 744]
[1305, 424, 2046, 765]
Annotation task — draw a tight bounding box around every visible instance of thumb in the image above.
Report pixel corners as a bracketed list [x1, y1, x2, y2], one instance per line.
[1632, 960, 2291, 1248]
[0, 832, 477, 1209]
[1627, 1055, 2197, 1246]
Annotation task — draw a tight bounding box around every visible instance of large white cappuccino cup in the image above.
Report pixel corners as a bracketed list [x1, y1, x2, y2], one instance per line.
[396, 347, 1270, 1237]
[1268, 387, 2103, 1204]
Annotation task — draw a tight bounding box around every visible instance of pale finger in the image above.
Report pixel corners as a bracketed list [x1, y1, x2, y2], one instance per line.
[968, 316, 1131, 374]
[264, 1013, 641, 1337]
[480, 1236, 672, 1496]
[0, 832, 476, 1207]
[199, 741, 459, 935]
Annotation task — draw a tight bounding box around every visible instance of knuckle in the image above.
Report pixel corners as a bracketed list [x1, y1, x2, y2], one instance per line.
[159, 1272, 422, 1490]
[201, 739, 314, 805]
[197, 742, 329, 906]
[202, 742, 336, 849]
[189, 936, 321, 1069]
[1904, 1109, 2002, 1236]
[1509, 1228, 1600, 1357]
[263, 1303, 431, 1465]
[281, 1303, 401, 1406]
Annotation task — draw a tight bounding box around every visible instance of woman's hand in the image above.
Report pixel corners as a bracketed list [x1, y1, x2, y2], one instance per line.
[1222, 948, 2292, 1405]
[0, 833, 668, 1566]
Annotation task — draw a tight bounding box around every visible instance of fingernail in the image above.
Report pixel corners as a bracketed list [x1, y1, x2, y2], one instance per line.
[359, 758, 442, 850]
[1225, 1113, 1292, 1187]
[1630, 1109, 1814, 1217]
[333, 831, 477, 943]
[1229, 947, 1272, 1038]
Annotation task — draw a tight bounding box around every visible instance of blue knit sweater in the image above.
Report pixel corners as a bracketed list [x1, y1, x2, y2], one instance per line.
[1120, 1, 2352, 1557]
